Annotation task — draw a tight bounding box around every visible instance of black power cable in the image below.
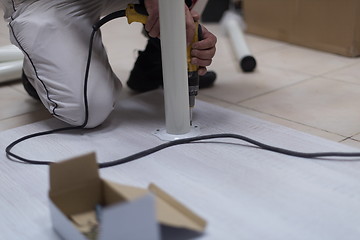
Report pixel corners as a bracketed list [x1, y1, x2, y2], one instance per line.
[99, 133, 360, 168]
[5, 11, 360, 168]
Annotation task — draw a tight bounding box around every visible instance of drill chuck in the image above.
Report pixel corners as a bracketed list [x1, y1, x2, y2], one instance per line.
[188, 70, 199, 108]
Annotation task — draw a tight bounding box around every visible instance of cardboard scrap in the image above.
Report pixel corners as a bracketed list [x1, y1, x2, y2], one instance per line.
[48, 152, 207, 240]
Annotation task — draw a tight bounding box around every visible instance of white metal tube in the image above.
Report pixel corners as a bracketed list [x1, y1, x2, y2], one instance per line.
[0, 60, 23, 82]
[221, 11, 256, 72]
[159, 0, 190, 135]
[225, 18, 251, 60]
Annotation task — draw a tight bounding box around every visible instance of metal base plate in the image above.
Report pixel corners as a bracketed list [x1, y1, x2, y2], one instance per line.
[153, 124, 201, 141]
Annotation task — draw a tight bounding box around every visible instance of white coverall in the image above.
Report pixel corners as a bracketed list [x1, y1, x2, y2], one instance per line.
[0, 0, 138, 127]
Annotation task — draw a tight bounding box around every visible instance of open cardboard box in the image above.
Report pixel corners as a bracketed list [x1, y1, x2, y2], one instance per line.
[48, 153, 207, 240]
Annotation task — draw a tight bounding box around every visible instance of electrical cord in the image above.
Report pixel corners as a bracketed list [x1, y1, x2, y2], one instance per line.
[99, 133, 360, 168]
[5, 12, 360, 168]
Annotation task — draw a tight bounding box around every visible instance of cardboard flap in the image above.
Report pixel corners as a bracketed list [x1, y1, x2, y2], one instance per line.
[149, 184, 207, 232]
[103, 181, 148, 206]
[49, 152, 100, 195]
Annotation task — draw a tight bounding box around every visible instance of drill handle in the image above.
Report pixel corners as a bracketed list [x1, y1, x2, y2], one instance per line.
[187, 22, 203, 72]
[126, 4, 149, 24]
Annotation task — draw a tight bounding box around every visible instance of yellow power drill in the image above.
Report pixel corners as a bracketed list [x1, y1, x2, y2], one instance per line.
[118, 4, 202, 125]
[187, 22, 202, 125]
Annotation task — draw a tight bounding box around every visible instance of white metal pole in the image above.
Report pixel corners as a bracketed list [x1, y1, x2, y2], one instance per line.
[159, 0, 190, 135]
[222, 11, 256, 72]
[226, 18, 251, 58]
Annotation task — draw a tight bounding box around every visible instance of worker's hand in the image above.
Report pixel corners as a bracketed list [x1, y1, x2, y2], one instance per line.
[191, 25, 217, 76]
[143, 0, 160, 38]
[184, 6, 196, 45]
[144, 0, 195, 45]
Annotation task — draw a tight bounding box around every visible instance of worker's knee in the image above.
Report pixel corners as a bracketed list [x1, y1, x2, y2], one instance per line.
[10, 0, 121, 128]
[52, 93, 117, 128]
[84, 91, 118, 128]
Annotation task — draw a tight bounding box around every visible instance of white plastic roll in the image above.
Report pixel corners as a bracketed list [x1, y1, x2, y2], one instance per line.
[159, 0, 190, 135]
[0, 45, 23, 62]
[0, 60, 23, 82]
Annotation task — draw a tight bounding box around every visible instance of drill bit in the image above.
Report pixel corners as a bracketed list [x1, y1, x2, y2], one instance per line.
[188, 85, 197, 126]
[190, 107, 193, 126]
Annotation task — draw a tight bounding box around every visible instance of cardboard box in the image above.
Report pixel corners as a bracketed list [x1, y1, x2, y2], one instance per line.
[49, 153, 206, 240]
[243, 0, 360, 57]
